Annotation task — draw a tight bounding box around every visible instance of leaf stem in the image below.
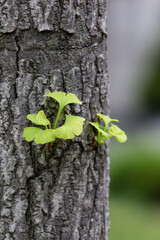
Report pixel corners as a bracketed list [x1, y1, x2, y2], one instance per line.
[53, 107, 63, 129]
[97, 130, 100, 139]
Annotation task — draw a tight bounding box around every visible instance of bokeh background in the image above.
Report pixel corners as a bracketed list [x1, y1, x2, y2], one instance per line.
[108, 0, 160, 239]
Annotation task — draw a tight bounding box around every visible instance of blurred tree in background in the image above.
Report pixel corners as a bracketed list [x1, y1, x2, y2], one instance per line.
[143, 45, 160, 113]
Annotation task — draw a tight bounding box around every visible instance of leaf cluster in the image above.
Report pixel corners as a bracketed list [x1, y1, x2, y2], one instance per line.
[23, 92, 127, 146]
[89, 113, 127, 145]
[23, 92, 85, 144]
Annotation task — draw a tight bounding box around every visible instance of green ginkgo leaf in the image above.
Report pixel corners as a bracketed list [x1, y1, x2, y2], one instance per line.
[109, 123, 127, 143]
[34, 129, 55, 144]
[23, 92, 85, 145]
[43, 92, 82, 111]
[97, 113, 119, 128]
[36, 110, 50, 126]
[89, 113, 127, 145]
[23, 127, 42, 141]
[27, 114, 42, 125]
[27, 110, 50, 126]
[53, 115, 85, 139]
[23, 127, 55, 144]
[89, 121, 109, 138]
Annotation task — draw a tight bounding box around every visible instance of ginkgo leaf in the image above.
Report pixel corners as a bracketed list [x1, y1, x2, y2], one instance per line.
[27, 110, 50, 126]
[23, 127, 43, 142]
[109, 123, 127, 143]
[53, 115, 85, 139]
[97, 113, 119, 128]
[36, 110, 50, 126]
[89, 121, 109, 138]
[23, 127, 55, 144]
[23, 92, 85, 145]
[27, 114, 42, 125]
[34, 129, 55, 144]
[43, 92, 82, 111]
[89, 114, 127, 145]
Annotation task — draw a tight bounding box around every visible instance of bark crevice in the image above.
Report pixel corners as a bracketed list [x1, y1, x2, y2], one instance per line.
[14, 32, 21, 99]
[26, 178, 34, 240]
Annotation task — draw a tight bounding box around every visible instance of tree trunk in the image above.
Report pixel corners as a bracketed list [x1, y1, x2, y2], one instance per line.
[0, 1, 109, 239]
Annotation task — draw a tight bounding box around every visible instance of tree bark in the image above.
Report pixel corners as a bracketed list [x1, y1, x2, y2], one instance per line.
[0, 1, 109, 239]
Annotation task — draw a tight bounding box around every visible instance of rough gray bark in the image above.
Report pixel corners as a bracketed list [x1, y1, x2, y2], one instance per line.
[0, 1, 110, 240]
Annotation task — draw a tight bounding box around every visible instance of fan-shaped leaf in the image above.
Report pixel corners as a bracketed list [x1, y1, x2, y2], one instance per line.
[23, 127, 55, 144]
[44, 92, 82, 110]
[27, 114, 41, 125]
[97, 113, 119, 128]
[23, 127, 42, 142]
[53, 115, 85, 139]
[27, 110, 50, 126]
[36, 110, 50, 126]
[34, 129, 55, 144]
[89, 122, 109, 138]
[89, 114, 127, 144]
[109, 123, 127, 143]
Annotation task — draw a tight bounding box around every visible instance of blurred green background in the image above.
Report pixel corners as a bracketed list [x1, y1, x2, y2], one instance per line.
[109, 131, 160, 240]
[108, 1, 160, 239]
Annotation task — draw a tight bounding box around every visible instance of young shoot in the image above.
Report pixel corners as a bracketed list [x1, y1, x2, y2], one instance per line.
[23, 92, 85, 144]
[89, 113, 127, 145]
